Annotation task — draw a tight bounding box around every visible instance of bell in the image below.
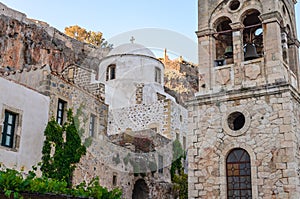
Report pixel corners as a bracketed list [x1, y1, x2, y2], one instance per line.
[224, 46, 233, 58]
[244, 43, 259, 61]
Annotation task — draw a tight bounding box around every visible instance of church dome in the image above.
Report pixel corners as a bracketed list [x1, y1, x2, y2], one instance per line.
[108, 43, 156, 58]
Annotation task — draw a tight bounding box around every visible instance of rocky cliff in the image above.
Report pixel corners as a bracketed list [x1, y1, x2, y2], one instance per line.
[0, 3, 109, 73]
[161, 56, 199, 106]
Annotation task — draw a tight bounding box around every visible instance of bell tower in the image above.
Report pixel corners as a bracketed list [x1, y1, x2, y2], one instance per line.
[188, 0, 300, 198]
[197, 0, 299, 93]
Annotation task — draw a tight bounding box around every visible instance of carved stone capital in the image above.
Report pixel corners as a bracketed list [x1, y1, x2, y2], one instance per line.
[259, 11, 282, 25]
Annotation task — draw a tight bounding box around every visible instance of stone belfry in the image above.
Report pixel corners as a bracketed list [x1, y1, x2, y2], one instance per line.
[187, 0, 300, 198]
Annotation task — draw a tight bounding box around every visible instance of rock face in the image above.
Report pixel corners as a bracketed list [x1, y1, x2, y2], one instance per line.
[0, 3, 109, 72]
[161, 56, 199, 105]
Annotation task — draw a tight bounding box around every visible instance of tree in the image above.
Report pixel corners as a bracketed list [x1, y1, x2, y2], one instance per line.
[64, 25, 112, 48]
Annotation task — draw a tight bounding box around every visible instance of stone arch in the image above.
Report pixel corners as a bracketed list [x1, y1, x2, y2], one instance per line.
[212, 16, 234, 65]
[132, 179, 149, 199]
[279, 0, 297, 38]
[210, 12, 233, 29]
[209, 0, 235, 26]
[218, 143, 258, 198]
[240, 9, 263, 60]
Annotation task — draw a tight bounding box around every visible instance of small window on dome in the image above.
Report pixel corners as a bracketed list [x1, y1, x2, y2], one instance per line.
[155, 67, 161, 83]
[106, 64, 116, 81]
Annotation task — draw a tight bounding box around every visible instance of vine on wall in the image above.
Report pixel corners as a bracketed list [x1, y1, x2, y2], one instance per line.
[171, 139, 188, 199]
[41, 109, 86, 186]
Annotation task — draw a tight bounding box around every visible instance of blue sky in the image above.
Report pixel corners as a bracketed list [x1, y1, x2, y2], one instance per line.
[0, 1, 197, 40]
[1, 1, 300, 63]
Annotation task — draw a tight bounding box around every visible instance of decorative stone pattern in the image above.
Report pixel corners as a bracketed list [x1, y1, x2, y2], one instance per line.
[108, 100, 170, 136]
[216, 67, 231, 85]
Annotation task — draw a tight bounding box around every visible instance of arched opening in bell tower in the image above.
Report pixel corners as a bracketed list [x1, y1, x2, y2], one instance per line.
[214, 17, 234, 66]
[242, 10, 263, 61]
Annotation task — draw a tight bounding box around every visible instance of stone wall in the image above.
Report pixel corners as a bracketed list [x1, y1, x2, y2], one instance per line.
[107, 100, 171, 137]
[73, 133, 173, 199]
[187, 84, 300, 199]
[170, 101, 188, 149]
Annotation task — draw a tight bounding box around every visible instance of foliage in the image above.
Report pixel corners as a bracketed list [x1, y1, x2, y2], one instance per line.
[0, 168, 122, 199]
[171, 139, 188, 199]
[84, 136, 93, 148]
[41, 109, 86, 186]
[64, 25, 113, 48]
[172, 172, 188, 199]
[1, 108, 122, 198]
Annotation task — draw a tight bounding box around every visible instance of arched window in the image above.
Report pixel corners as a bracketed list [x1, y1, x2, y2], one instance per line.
[226, 148, 252, 198]
[106, 64, 116, 81]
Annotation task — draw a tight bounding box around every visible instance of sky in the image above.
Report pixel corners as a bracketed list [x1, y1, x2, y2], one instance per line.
[1, 0, 300, 63]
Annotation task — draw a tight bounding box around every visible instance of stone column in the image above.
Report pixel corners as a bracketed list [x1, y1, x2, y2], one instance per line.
[230, 22, 244, 86]
[260, 12, 287, 84]
[196, 29, 215, 92]
[288, 39, 300, 89]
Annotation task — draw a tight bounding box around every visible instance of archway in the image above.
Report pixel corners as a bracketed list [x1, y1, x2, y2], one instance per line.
[132, 179, 149, 199]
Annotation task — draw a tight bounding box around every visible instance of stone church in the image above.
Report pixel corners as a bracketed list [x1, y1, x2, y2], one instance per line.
[187, 0, 300, 198]
[0, 0, 300, 198]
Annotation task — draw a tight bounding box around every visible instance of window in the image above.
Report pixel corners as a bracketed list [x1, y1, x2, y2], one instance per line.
[106, 64, 116, 81]
[112, 173, 117, 186]
[2, 111, 17, 148]
[226, 148, 252, 198]
[158, 155, 163, 174]
[57, 99, 67, 125]
[155, 67, 161, 83]
[89, 114, 96, 137]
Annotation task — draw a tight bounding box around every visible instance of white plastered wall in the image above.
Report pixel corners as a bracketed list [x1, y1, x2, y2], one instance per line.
[0, 77, 50, 171]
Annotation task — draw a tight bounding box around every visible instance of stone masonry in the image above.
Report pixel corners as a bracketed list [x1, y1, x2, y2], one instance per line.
[188, 0, 300, 198]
